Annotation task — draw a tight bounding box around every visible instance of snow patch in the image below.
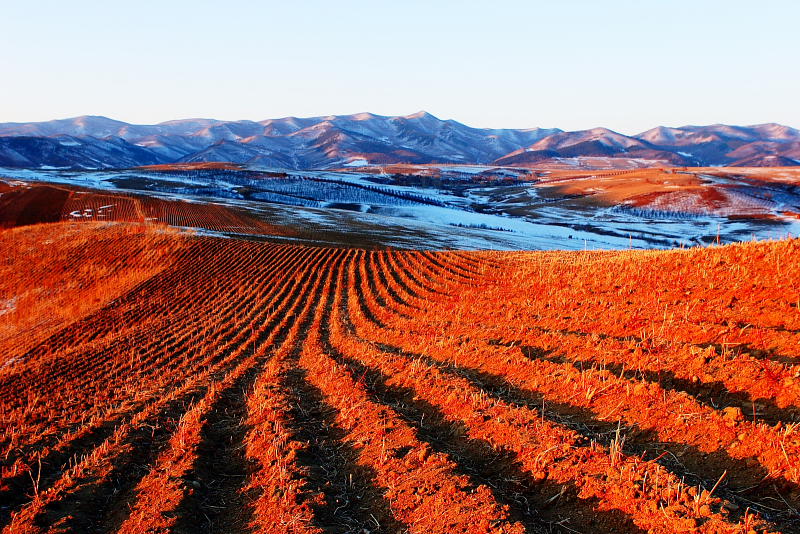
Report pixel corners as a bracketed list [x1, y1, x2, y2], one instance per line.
[343, 158, 369, 167]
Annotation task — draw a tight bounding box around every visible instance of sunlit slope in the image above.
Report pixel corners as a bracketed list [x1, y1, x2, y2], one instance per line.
[0, 222, 186, 362]
[0, 181, 293, 237]
[0, 222, 798, 533]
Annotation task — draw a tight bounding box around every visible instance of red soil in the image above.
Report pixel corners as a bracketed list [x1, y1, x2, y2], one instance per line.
[0, 221, 798, 533]
[0, 181, 294, 237]
[533, 168, 800, 218]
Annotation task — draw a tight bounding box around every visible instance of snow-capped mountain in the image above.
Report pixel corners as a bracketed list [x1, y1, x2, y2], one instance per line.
[0, 112, 561, 169]
[0, 113, 797, 169]
[0, 135, 162, 169]
[634, 123, 800, 166]
[495, 127, 690, 166]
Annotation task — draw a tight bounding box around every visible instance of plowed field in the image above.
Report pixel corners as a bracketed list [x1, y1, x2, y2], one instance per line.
[1, 220, 798, 533]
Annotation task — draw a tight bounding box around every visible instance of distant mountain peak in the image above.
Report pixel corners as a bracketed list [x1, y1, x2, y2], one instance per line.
[0, 114, 798, 170]
[73, 115, 119, 122]
[349, 112, 379, 121]
[157, 118, 221, 126]
[403, 110, 436, 120]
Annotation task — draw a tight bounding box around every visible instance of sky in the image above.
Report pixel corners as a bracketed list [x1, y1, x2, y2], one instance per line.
[1, 0, 798, 134]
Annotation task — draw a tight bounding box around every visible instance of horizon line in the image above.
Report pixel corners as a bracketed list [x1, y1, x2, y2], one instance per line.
[0, 112, 797, 137]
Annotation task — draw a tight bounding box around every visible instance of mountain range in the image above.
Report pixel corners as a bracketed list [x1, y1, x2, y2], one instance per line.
[0, 112, 798, 170]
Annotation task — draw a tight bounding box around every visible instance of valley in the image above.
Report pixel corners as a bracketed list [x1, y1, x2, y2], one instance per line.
[2, 165, 798, 251]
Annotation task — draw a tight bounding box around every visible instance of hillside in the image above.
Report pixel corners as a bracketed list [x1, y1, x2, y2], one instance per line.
[3, 164, 800, 252]
[0, 220, 798, 532]
[0, 114, 798, 170]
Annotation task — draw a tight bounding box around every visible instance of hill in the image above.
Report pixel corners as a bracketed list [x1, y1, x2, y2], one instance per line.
[0, 218, 798, 532]
[0, 114, 798, 169]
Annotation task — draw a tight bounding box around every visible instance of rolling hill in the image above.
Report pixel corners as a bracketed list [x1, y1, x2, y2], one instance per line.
[0, 113, 798, 169]
[1, 217, 798, 533]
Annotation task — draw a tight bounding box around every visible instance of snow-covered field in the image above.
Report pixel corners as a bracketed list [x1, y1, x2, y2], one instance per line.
[2, 166, 798, 250]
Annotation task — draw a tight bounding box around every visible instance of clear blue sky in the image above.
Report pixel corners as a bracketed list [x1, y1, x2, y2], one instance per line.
[1, 0, 797, 134]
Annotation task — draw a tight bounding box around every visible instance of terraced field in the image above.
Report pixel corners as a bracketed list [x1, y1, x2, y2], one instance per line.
[1, 220, 799, 533]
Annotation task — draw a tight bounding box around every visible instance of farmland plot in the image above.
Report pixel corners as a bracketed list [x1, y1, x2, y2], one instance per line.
[0, 221, 798, 533]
